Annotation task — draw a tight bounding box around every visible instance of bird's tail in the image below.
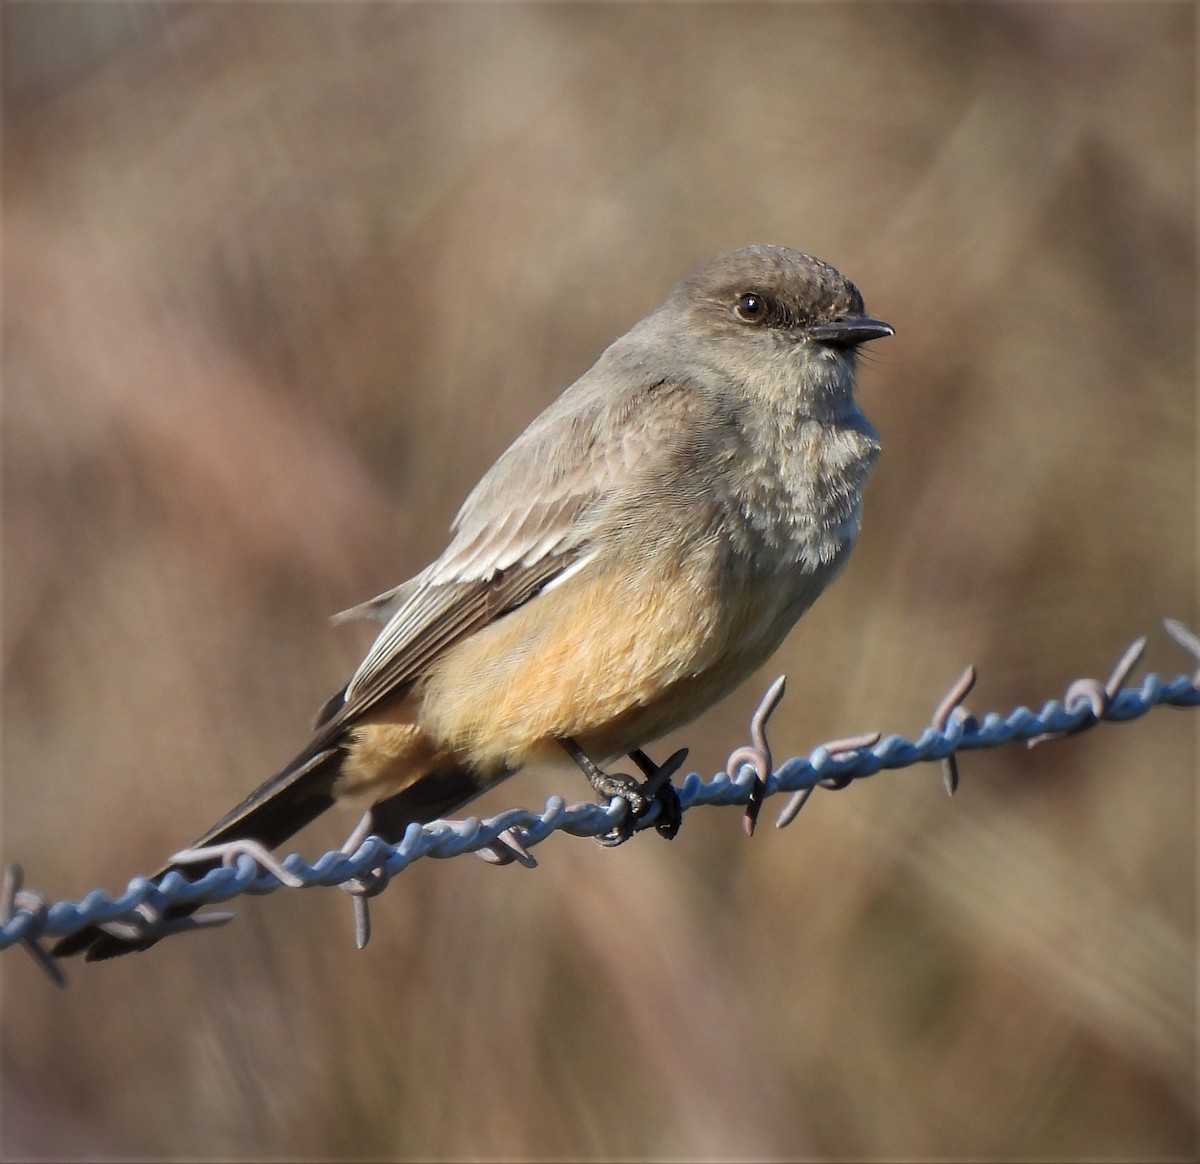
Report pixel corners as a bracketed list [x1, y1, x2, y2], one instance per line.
[52, 742, 485, 962]
[51, 742, 344, 960]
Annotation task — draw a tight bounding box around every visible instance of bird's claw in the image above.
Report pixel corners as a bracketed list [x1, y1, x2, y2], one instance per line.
[561, 739, 687, 846]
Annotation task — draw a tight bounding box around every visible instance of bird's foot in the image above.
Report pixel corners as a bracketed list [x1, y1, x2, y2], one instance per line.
[560, 739, 686, 846]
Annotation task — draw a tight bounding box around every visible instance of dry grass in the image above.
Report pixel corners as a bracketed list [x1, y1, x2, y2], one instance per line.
[3, 4, 1194, 1160]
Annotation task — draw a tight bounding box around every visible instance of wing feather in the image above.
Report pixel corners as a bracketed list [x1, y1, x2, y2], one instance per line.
[325, 548, 581, 732]
[321, 357, 721, 738]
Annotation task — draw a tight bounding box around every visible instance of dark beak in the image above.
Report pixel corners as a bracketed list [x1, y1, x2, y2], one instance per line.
[808, 316, 894, 348]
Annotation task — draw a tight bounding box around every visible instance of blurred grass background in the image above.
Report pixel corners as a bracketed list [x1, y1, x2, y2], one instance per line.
[2, 3, 1194, 1159]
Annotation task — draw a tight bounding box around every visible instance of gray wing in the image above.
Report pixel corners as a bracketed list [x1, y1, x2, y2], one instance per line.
[332, 547, 587, 725]
[322, 355, 702, 734]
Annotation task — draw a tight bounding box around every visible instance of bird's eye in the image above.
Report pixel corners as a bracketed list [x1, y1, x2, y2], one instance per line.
[734, 292, 767, 323]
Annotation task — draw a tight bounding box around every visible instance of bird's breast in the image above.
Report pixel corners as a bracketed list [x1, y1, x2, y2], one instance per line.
[728, 410, 879, 572]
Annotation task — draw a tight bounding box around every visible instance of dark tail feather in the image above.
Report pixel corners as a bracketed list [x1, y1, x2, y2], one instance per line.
[184, 746, 343, 854]
[53, 745, 345, 961]
[53, 755, 490, 962]
[367, 766, 489, 843]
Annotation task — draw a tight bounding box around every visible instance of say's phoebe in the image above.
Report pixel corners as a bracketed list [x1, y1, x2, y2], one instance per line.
[55, 244, 891, 960]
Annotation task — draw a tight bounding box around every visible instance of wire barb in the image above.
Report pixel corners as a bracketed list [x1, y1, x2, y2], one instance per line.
[773, 730, 882, 829]
[94, 902, 234, 945]
[170, 839, 306, 888]
[932, 665, 977, 794]
[338, 810, 392, 950]
[1026, 635, 1147, 748]
[474, 828, 539, 868]
[726, 675, 786, 836]
[1164, 618, 1200, 685]
[2, 864, 65, 987]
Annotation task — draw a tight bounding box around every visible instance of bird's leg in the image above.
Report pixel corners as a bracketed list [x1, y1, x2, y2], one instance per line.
[560, 739, 687, 845]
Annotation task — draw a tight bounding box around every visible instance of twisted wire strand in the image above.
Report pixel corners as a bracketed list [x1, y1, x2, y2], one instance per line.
[4, 621, 1197, 973]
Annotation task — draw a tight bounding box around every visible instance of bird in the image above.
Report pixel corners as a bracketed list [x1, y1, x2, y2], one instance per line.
[54, 243, 892, 960]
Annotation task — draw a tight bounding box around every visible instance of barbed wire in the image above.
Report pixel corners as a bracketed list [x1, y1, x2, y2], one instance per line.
[4, 618, 1198, 981]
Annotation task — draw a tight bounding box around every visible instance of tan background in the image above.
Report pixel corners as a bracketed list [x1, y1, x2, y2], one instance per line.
[3, 3, 1195, 1160]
